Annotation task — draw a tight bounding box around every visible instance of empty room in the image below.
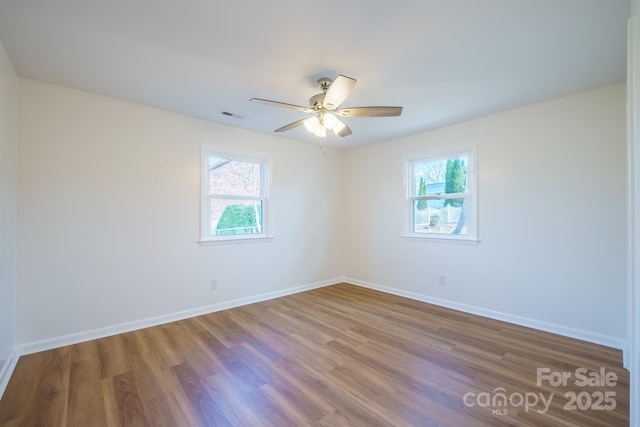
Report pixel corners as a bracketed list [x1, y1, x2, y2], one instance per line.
[1, 1, 639, 426]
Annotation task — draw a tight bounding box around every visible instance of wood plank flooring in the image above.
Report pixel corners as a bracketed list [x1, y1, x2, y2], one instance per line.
[0, 283, 629, 426]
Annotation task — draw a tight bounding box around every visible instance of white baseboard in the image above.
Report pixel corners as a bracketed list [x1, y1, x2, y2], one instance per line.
[16, 277, 340, 356]
[10, 275, 626, 382]
[345, 277, 627, 351]
[0, 348, 19, 400]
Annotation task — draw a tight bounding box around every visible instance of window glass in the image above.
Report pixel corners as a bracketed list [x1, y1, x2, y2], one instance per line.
[209, 158, 261, 197]
[201, 149, 270, 242]
[406, 151, 476, 241]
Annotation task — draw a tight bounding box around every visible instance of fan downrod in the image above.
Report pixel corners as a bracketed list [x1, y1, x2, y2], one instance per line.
[308, 77, 334, 110]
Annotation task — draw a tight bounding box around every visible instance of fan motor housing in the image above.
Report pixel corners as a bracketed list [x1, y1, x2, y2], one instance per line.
[309, 93, 325, 110]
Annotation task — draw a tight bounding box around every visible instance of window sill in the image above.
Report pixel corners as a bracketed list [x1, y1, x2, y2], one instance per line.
[199, 235, 274, 246]
[401, 234, 479, 245]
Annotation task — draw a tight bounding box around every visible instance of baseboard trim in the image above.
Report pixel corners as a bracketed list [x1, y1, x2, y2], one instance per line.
[13, 276, 626, 361]
[0, 348, 19, 401]
[345, 277, 626, 351]
[16, 277, 340, 356]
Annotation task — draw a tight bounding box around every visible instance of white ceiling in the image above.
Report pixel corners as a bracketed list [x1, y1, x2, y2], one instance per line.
[0, 0, 630, 149]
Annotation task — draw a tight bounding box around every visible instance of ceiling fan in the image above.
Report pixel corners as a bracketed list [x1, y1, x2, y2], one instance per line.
[250, 75, 403, 138]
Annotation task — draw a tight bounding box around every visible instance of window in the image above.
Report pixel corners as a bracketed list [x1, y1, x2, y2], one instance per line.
[201, 148, 271, 243]
[405, 150, 477, 242]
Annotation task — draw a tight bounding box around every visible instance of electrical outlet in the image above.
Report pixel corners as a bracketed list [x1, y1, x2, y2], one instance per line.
[211, 279, 218, 290]
[438, 275, 446, 286]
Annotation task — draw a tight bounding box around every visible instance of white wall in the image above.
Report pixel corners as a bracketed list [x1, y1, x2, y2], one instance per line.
[0, 41, 18, 392]
[344, 83, 627, 347]
[627, 0, 640, 422]
[17, 78, 344, 345]
[13, 77, 628, 354]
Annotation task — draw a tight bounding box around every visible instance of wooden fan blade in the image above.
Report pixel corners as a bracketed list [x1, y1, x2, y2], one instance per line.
[337, 106, 403, 117]
[274, 118, 307, 133]
[323, 75, 356, 110]
[333, 118, 352, 137]
[251, 98, 313, 113]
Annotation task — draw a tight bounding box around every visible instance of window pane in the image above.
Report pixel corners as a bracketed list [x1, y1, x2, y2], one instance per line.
[209, 157, 261, 196]
[210, 199, 262, 236]
[413, 156, 468, 197]
[413, 198, 467, 235]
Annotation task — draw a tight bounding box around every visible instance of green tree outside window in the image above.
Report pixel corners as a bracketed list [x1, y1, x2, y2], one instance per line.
[216, 205, 260, 235]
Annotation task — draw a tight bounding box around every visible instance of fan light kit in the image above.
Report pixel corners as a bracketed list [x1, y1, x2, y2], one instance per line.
[303, 112, 344, 137]
[251, 75, 403, 141]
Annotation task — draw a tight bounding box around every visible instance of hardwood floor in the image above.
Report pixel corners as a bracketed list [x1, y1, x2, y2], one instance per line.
[0, 283, 629, 426]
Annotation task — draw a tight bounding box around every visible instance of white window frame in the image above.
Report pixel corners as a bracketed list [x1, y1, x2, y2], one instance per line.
[200, 146, 272, 244]
[402, 145, 478, 243]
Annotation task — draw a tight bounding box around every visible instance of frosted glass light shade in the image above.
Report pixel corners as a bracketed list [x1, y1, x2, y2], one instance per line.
[323, 113, 337, 129]
[304, 116, 320, 133]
